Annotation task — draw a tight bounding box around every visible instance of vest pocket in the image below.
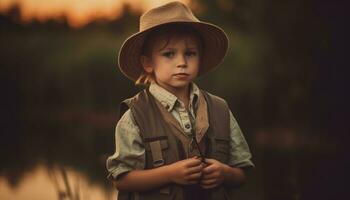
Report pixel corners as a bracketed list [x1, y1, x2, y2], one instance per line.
[213, 138, 230, 163]
[144, 138, 169, 150]
[144, 138, 169, 168]
[139, 138, 174, 200]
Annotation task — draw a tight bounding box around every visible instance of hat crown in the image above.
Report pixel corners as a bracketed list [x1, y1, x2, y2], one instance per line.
[118, 1, 228, 81]
[140, 1, 199, 31]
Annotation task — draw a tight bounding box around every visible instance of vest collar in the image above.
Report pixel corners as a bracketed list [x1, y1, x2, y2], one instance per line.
[149, 85, 209, 143]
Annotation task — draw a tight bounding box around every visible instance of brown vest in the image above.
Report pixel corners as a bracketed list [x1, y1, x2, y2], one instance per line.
[117, 89, 233, 200]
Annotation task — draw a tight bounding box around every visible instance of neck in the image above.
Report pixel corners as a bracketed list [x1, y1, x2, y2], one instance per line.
[174, 86, 190, 108]
[157, 82, 191, 108]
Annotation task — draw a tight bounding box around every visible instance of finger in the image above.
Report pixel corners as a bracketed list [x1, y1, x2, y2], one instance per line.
[202, 164, 216, 174]
[187, 163, 204, 174]
[200, 178, 217, 186]
[187, 180, 198, 185]
[186, 158, 202, 167]
[204, 158, 215, 164]
[201, 172, 217, 180]
[191, 155, 200, 159]
[187, 172, 202, 181]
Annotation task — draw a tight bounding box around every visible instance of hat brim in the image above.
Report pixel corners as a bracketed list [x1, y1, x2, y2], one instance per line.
[118, 21, 229, 81]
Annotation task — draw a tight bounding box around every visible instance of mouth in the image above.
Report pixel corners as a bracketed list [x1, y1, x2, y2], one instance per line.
[173, 73, 190, 79]
[173, 73, 189, 76]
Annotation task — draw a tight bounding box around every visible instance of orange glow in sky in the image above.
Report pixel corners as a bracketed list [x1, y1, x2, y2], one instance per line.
[0, 0, 190, 27]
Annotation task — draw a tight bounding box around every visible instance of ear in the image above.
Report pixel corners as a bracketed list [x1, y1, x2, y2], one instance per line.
[140, 55, 153, 73]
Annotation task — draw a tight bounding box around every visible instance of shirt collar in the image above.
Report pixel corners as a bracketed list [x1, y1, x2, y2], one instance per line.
[149, 82, 200, 112]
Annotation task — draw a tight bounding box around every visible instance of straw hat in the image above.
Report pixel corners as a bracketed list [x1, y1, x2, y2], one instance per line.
[118, 1, 229, 81]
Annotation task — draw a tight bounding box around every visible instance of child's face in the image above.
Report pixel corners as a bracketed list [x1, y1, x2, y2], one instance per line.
[143, 36, 200, 92]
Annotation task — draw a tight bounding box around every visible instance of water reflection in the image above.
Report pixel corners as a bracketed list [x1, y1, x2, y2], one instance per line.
[0, 164, 115, 200]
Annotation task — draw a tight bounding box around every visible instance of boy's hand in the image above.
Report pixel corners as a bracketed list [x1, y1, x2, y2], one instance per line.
[200, 158, 226, 189]
[167, 156, 204, 185]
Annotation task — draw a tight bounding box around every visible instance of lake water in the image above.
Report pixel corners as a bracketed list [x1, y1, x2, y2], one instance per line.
[0, 164, 116, 200]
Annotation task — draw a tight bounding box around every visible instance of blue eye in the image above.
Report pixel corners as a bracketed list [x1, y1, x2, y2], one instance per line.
[162, 51, 175, 58]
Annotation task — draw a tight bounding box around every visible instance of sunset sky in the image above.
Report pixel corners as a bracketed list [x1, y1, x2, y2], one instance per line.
[0, 0, 190, 27]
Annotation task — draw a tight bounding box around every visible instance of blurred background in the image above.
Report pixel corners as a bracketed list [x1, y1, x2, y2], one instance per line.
[0, 0, 349, 200]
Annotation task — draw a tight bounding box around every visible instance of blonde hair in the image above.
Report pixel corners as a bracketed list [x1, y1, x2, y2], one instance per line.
[135, 24, 203, 86]
[135, 71, 155, 85]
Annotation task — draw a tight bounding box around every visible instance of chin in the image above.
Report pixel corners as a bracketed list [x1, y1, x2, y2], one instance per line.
[170, 82, 191, 88]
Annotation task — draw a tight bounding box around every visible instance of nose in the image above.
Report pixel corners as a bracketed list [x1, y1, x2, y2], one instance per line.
[176, 54, 187, 68]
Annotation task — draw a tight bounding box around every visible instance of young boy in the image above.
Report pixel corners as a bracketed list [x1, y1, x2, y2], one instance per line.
[106, 2, 254, 200]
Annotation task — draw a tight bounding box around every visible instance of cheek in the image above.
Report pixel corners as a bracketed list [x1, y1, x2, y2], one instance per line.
[190, 58, 200, 72]
[153, 65, 172, 80]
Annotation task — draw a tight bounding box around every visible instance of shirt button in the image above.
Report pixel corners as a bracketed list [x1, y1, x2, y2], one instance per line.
[165, 105, 170, 110]
[185, 124, 191, 129]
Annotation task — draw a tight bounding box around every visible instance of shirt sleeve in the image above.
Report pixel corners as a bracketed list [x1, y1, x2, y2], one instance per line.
[227, 110, 255, 168]
[106, 109, 146, 180]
